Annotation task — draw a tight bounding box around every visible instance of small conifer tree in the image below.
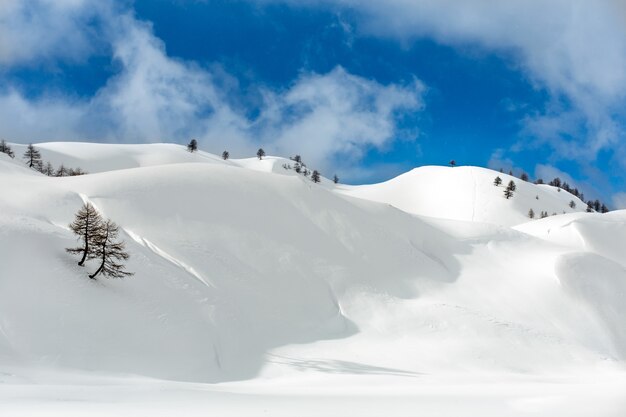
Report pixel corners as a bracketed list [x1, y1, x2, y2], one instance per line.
[187, 139, 198, 153]
[493, 176, 502, 186]
[594, 200, 601, 212]
[311, 170, 321, 183]
[256, 148, 266, 160]
[23, 143, 43, 171]
[0, 140, 15, 158]
[66, 203, 104, 266]
[333, 174, 339, 184]
[504, 180, 516, 199]
[56, 164, 68, 177]
[43, 161, 55, 176]
[222, 150, 229, 160]
[89, 220, 133, 279]
[528, 208, 535, 219]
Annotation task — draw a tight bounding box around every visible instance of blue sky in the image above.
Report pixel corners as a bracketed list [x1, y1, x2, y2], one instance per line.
[1, 0, 626, 207]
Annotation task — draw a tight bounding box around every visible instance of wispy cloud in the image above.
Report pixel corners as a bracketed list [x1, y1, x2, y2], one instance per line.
[0, 1, 425, 180]
[263, 0, 626, 171]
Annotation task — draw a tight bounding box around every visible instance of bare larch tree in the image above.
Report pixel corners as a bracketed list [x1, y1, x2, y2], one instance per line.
[23, 143, 43, 171]
[66, 202, 104, 266]
[89, 220, 133, 279]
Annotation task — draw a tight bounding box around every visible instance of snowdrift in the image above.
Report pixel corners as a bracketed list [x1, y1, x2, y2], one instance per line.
[1, 142, 625, 398]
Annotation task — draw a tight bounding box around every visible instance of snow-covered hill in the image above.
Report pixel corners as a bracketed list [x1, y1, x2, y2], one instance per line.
[1, 142, 625, 416]
[340, 165, 587, 226]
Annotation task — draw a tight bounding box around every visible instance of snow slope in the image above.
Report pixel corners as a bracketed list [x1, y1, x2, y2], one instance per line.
[1, 142, 625, 416]
[340, 165, 587, 226]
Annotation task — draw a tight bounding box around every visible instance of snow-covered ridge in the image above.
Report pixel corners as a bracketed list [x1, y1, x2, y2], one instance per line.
[1, 142, 625, 415]
[340, 165, 587, 226]
[8, 142, 588, 227]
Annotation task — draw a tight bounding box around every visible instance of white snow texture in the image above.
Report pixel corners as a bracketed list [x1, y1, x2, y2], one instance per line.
[1, 142, 625, 416]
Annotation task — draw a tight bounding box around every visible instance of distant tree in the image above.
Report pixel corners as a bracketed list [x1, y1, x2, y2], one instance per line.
[69, 167, 86, 176]
[291, 155, 302, 163]
[55, 164, 69, 177]
[562, 182, 571, 193]
[520, 172, 529, 182]
[540, 211, 548, 218]
[89, 220, 133, 279]
[508, 180, 516, 192]
[0, 140, 15, 158]
[43, 161, 55, 176]
[187, 139, 198, 153]
[23, 143, 43, 171]
[536, 195, 539, 200]
[303, 168, 310, 177]
[594, 200, 601, 212]
[222, 150, 229, 160]
[601, 204, 609, 213]
[311, 170, 321, 183]
[66, 203, 104, 267]
[535, 178, 544, 185]
[499, 168, 504, 173]
[579, 193, 585, 202]
[504, 180, 516, 199]
[493, 176, 502, 186]
[569, 200, 576, 209]
[333, 174, 339, 184]
[528, 208, 535, 219]
[294, 162, 302, 174]
[449, 160, 456, 167]
[508, 170, 513, 176]
[586, 201, 594, 213]
[256, 148, 265, 160]
[549, 177, 561, 188]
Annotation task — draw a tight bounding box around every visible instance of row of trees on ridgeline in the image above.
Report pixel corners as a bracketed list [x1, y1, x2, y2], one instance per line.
[494, 171, 610, 219]
[496, 167, 610, 213]
[188, 139, 338, 185]
[1, 141, 86, 176]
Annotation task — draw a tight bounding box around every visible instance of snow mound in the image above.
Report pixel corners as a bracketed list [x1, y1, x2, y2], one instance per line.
[515, 210, 626, 267]
[9, 142, 229, 173]
[340, 166, 586, 226]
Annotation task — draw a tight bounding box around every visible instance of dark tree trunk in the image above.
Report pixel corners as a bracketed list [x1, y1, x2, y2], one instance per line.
[89, 229, 108, 279]
[78, 216, 89, 266]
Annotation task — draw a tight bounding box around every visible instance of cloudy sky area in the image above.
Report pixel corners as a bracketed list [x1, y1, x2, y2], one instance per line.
[1, 0, 626, 206]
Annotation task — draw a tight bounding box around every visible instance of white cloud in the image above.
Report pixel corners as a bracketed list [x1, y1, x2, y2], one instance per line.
[534, 164, 581, 190]
[0, 0, 106, 65]
[0, 3, 425, 179]
[264, 0, 626, 166]
[258, 68, 424, 170]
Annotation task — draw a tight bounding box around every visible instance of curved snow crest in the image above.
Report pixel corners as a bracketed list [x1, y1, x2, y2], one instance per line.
[340, 165, 588, 227]
[124, 228, 215, 289]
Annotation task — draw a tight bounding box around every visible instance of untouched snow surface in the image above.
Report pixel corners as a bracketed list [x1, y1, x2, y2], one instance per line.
[1, 143, 625, 416]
